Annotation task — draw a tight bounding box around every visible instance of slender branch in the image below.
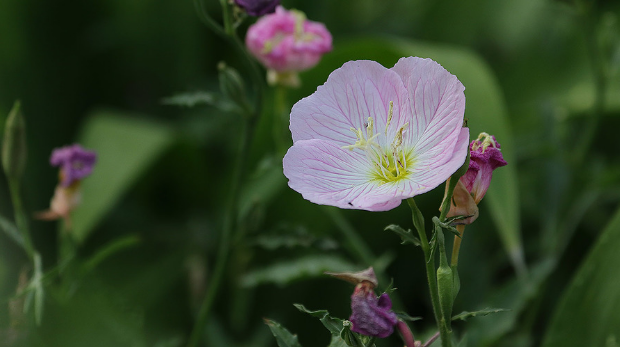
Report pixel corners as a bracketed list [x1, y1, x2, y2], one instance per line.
[8, 179, 34, 259]
[422, 332, 441, 347]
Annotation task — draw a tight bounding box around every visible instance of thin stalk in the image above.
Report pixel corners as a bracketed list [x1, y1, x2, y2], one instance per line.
[422, 332, 441, 347]
[450, 225, 465, 267]
[396, 320, 416, 347]
[406, 198, 448, 346]
[273, 86, 289, 154]
[8, 179, 34, 259]
[187, 120, 253, 347]
[219, 0, 234, 36]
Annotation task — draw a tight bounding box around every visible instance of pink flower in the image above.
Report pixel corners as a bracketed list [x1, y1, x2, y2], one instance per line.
[460, 133, 507, 204]
[282, 57, 469, 211]
[245, 6, 332, 73]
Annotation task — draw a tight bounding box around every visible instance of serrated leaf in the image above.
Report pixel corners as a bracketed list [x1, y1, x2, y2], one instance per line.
[385, 224, 420, 246]
[72, 111, 173, 243]
[293, 304, 343, 336]
[451, 308, 509, 321]
[394, 311, 422, 322]
[264, 319, 303, 347]
[240, 255, 356, 287]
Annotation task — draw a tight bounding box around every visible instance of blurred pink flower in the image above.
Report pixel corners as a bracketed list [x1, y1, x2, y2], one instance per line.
[283, 57, 469, 211]
[460, 133, 507, 204]
[245, 6, 332, 73]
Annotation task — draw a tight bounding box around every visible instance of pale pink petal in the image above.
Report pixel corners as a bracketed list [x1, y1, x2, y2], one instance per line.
[290, 60, 411, 149]
[391, 57, 465, 151]
[408, 127, 469, 192]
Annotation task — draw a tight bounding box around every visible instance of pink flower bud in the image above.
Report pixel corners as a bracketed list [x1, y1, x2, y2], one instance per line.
[461, 133, 507, 204]
[245, 6, 332, 73]
[350, 282, 398, 338]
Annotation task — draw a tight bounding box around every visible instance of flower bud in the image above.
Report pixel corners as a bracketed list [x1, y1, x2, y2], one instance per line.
[461, 132, 507, 204]
[245, 6, 332, 85]
[2, 101, 27, 180]
[350, 283, 398, 338]
[50, 144, 97, 187]
[234, 0, 279, 17]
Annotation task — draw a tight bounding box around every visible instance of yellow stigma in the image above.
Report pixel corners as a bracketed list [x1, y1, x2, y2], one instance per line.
[472, 132, 497, 153]
[343, 101, 413, 184]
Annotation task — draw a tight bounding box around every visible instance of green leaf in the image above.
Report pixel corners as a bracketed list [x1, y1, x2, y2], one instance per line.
[385, 224, 420, 246]
[72, 111, 173, 243]
[240, 254, 356, 287]
[293, 304, 344, 336]
[394, 311, 422, 322]
[81, 235, 141, 275]
[264, 319, 303, 347]
[328, 335, 350, 347]
[300, 36, 524, 274]
[0, 213, 23, 249]
[542, 206, 620, 347]
[451, 308, 509, 322]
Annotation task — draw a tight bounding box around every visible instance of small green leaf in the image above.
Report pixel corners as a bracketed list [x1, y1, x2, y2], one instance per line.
[451, 308, 509, 322]
[328, 335, 349, 347]
[32, 252, 44, 325]
[264, 318, 303, 347]
[81, 235, 141, 275]
[240, 255, 356, 287]
[0, 213, 23, 249]
[293, 304, 344, 336]
[340, 321, 363, 347]
[394, 311, 422, 322]
[385, 224, 420, 246]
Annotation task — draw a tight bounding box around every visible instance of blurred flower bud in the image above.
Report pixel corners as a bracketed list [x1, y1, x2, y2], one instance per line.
[234, 0, 280, 17]
[327, 267, 397, 338]
[245, 6, 332, 86]
[37, 144, 97, 227]
[2, 101, 27, 180]
[461, 132, 507, 204]
[218, 62, 252, 115]
[350, 283, 398, 338]
[50, 144, 97, 187]
[444, 179, 479, 225]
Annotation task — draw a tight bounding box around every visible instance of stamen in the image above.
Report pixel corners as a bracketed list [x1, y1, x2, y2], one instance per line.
[385, 101, 394, 137]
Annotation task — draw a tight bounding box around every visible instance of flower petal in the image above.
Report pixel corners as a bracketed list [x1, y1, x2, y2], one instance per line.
[391, 57, 465, 152]
[289, 60, 410, 149]
[283, 139, 410, 211]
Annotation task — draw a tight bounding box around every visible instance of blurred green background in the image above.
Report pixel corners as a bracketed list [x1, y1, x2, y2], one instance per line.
[0, 0, 619, 346]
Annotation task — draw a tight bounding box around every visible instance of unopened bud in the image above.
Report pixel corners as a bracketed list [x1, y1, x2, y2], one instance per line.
[2, 101, 27, 180]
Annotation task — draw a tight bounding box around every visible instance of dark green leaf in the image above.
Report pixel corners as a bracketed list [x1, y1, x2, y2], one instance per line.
[72, 111, 173, 243]
[328, 335, 349, 347]
[394, 311, 422, 322]
[385, 224, 420, 247]
[293, 304, 344, 336]
[264, 319, 303, 347]
[0, 213, 23, 249]
[542, 206, 620, 346]
[452, 308, 509, 322]
[340, 321, 363, 347]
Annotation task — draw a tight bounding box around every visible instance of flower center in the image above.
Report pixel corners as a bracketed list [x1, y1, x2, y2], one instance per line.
[343, 101, 413, 184]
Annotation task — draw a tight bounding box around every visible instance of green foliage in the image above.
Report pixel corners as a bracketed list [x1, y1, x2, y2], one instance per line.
[240, 255, 357, 287]
[385, 224, 420, 247]
[264, 319, 303, 347]
[293, 304, 344, 336]
[451, 308, 509, 322]
[542, 207, 620, 346]
[71, 111, 173, 243]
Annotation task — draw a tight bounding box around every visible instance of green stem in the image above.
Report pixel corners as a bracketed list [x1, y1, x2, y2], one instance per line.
[406, 198, 450, 347]
[450, 225, 465, 267]
[219, 0, 234, 36]
[8, 179, 34, 259]
[187, 119, 253, 347]
[273, 86, 289, 154]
